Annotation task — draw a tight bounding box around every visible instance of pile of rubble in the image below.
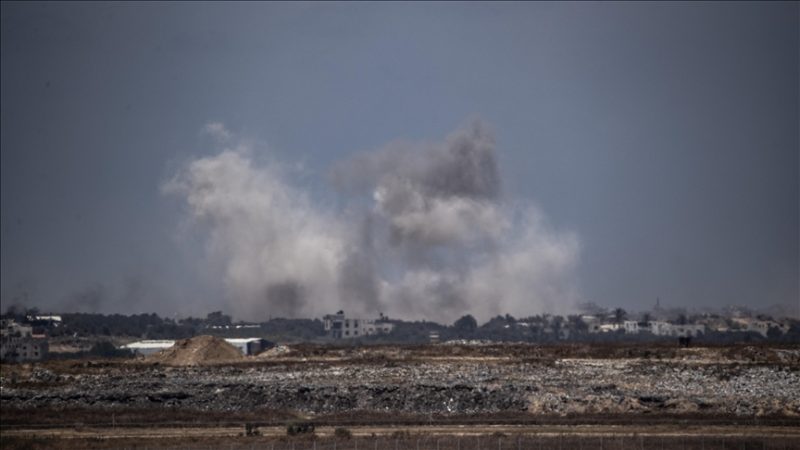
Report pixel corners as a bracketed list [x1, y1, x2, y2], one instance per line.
[146, 335, 243, 366]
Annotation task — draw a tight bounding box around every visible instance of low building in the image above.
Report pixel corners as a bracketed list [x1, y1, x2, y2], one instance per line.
[623, 320, 640, 334]
[589, 323, 623, 333]
[224, 338, 272, 355]
[122, 338, 272, 356]
[121, 339, 176, 356]
[27, 315, 62, 327]
[649, 321, 705, 337]
[732, 318, 787, 337]
[323, 311, 394, 339]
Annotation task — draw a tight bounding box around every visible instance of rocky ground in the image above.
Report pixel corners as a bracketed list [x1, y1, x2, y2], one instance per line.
[2, 344, 799, 422]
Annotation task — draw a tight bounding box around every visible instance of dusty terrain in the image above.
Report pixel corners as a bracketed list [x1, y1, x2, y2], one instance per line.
[1, 343, 799, 448]
[3, 343, 799, 419]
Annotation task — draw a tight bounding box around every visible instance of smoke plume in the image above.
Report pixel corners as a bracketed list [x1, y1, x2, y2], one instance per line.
[164, 120, 580, 322]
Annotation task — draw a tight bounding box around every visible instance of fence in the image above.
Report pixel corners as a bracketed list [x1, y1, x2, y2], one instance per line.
[105, 434, 800, 450]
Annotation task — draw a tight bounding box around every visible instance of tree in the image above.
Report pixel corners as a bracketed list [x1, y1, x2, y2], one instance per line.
[206, 311, 232, 327]
[567, 315, 588, 334]
[766, 326, 783, 340]
[613, 308, 627, 324]
[551, 315, 565, 339]
[453, 315, 478, 335]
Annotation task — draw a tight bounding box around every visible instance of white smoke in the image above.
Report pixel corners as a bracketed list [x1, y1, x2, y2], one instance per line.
[164, 120, 580, 322]
[162, 142, 347, 319]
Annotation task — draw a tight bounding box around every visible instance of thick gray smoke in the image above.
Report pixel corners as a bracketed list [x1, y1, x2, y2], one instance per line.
[164, 120, 580, 322]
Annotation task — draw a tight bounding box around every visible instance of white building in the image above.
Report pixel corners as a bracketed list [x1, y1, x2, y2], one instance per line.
[648, 321, 705, 337]
[323, 311, 394, 339]
[589, 319, 709, 337]
[589, 323, 623, 334]
[623, 321, 640, 334]
[121, 340, 175, 356]
[122, 338, 271, 356]
[27, 315, 62, 325]
[224, 338, 271, 355]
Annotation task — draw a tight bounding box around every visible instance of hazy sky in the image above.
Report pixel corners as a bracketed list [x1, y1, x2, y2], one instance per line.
[2, 2, 798, 320]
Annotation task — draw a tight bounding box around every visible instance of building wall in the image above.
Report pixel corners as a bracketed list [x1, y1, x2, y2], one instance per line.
[1, 336, 48, 361]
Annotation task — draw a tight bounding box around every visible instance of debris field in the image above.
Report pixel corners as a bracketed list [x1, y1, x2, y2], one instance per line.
[2, 342, 798, 420]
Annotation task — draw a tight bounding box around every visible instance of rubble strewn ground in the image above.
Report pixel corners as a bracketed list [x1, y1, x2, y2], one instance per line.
[2, 343, 799, 421]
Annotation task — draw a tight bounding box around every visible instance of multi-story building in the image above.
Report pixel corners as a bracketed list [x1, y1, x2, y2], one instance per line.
[1, 319, 48, 361]
[323, 311, 394, 339]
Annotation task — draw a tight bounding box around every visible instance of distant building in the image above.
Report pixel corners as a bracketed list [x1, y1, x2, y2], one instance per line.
[589, 323, 622, 334]
[648, 321, 705, 337]
[121, 338, 272, 356]
[623, 320, 641, 334]
[27, 315, 62, 326]
[121, 340, 176, 356]
[224, 338, 272, 355]
[616, 320, 704, 337]
[323, 311, 394, 339]
[731, 318, 787, 337]
[1, 319, 48, 362]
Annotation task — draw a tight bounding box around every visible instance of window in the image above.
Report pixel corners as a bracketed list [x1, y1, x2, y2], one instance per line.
[345, 331, 349, 336]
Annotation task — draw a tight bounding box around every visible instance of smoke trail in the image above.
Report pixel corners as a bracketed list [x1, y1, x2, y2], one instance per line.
[164, 120, 580, 322]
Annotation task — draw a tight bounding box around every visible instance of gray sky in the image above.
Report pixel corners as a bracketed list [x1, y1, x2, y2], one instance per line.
[1, 2, 798, 320]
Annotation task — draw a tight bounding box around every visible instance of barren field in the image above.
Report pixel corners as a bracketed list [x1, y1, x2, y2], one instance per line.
[2, 343, 799, 449]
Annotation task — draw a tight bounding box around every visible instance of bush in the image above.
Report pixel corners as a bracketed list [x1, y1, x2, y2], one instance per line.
[245, 423, 260, 436]
[286, 421, 315, 436]
[334, 427, 352, 439]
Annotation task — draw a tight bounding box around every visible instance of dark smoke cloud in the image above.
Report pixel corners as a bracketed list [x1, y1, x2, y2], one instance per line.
[165, 120, 580, 322]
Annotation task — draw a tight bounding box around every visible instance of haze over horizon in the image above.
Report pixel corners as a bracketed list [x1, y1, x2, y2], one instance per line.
[2, 2, 798, 321]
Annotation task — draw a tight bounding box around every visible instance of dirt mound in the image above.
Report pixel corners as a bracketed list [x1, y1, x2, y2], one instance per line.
[147, 335, 244, 366]
[257, 345, 293, 358]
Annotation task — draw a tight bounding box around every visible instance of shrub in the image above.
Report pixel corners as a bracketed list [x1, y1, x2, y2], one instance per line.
[334, 427, 352, 439]
[286, 421, 315, 436]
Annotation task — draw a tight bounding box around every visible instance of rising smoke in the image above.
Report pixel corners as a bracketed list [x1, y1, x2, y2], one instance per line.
[164, 120, 580, 322]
